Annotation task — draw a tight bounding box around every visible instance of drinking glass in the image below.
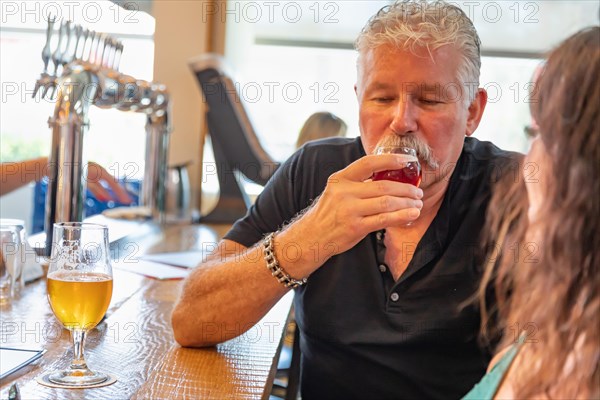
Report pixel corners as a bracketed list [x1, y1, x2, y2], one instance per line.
[0, 231, 17, 304]
[0, 219, 27, 295]
[372, 146, 422, 187]
[46, 222, 113, 386]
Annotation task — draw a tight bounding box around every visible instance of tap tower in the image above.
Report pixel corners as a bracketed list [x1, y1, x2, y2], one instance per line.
[34, 17, 171, 254]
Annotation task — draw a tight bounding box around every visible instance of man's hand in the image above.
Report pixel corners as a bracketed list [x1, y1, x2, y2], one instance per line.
[297, 153, 423, 258]
[172, 153, 422, 347]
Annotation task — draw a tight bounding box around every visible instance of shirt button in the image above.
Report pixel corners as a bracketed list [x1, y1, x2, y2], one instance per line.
[376, 231, 383, 241]
[379, 264, 387, 273]
[390, 292, 399, 302]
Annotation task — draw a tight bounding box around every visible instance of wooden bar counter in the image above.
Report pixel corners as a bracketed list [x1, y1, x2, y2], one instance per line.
[0, 222, 293, 399]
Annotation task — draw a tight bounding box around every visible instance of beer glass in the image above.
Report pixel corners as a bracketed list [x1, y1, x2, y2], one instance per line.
[373, 146, 422, 226]
[46, 222, 113, 386]
[372, 146, 422, 187]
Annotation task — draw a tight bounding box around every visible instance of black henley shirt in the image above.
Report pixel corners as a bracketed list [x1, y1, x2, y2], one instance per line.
[225, 136, 520, 399]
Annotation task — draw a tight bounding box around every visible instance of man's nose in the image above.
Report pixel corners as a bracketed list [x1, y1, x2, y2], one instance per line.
[390, 98, 417, 134]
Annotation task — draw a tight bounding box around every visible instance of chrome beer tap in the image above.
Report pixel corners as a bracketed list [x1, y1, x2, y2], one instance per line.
[46, 21, 67, 98]
[32, 15, 56, 98]
[34, 19, 172, 254]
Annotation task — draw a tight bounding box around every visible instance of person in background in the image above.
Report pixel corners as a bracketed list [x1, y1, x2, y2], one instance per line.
[296, 111, 347, 149]
[0, 156, 132, 204]
[463, 26, 599, 399]
[172, 1, 520, 398]
[270, 111, 348, 398]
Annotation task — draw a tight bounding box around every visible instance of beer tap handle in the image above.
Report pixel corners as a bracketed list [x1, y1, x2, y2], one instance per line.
[47, 20, 68, 99]
[113, 41, 124, 71]
[109, 39, 120, 70]
[95, 33, 107, 67]
[72, 25, 83, 63]
[104, 38, 112, 68]
[41, 15, 56, 73]
[60, 21, 73, 66]
[101, 36, 112, 68]
[90, 32, 102, 65]
[78, 28, 89, 62]
[34, 15, 56, 98]
[50, 21, 65, 76]
[110, 38, 119, 69]
[85, 30, 96, 63]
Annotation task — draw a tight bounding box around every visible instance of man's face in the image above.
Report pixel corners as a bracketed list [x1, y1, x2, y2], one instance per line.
[355, 43, 484, 186]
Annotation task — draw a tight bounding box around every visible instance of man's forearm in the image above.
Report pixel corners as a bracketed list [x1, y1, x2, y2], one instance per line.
[171, 242, 287, 347]
[171, 212, 339, 347]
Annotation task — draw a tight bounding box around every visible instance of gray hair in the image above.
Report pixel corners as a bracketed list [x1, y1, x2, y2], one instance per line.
[355, 0, 481, 106]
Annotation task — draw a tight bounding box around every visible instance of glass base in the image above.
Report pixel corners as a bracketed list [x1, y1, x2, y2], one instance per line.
[48, 368, 109, 386]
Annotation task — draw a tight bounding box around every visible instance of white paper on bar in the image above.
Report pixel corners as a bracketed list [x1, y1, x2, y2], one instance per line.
[85, 214, 143, 243]
[112, 259, 189, 280]
[23, 239, 44, 282]
[140, 251, 205, 269]
[0, 347, 45, 379]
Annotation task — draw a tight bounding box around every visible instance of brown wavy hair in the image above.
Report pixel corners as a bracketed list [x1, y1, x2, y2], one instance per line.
[480, 27, 600, 398]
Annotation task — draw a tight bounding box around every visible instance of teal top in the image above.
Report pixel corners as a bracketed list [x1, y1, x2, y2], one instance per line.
[461, 344, 520, 400]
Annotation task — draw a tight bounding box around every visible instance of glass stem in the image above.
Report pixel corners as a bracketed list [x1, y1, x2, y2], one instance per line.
[70, 329, 89, 371]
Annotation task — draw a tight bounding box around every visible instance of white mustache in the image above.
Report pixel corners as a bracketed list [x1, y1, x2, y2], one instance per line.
[376, 135, 439, 169]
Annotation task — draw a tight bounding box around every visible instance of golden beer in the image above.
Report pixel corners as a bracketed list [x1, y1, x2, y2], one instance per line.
[47, 271, 113, 331]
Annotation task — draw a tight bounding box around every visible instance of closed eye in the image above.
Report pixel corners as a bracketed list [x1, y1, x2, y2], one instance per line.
[373, 97, 394, 103]
[419, 98, 442, 105]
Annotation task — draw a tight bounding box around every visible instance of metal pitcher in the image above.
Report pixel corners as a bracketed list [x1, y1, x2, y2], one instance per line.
[165, 162, 191, 223]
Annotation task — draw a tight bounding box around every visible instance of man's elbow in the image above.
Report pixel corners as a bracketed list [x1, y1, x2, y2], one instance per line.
[171, 306, 210, 347]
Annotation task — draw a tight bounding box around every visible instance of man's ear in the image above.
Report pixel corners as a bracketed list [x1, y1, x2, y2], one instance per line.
[465, 88, 487, 137]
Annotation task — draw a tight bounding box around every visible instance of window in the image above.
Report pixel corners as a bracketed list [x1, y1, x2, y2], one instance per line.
[0, 0, 155, 175]
[222, 0, 599, 162]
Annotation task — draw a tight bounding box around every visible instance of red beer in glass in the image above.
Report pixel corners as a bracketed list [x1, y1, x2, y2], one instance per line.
[372, 147, 422, 187]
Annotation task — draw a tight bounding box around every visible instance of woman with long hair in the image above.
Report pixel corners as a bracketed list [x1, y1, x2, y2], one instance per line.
[464, 26, 599, 399]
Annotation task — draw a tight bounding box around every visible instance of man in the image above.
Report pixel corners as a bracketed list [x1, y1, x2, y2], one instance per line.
[172, 1, 519, 398]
